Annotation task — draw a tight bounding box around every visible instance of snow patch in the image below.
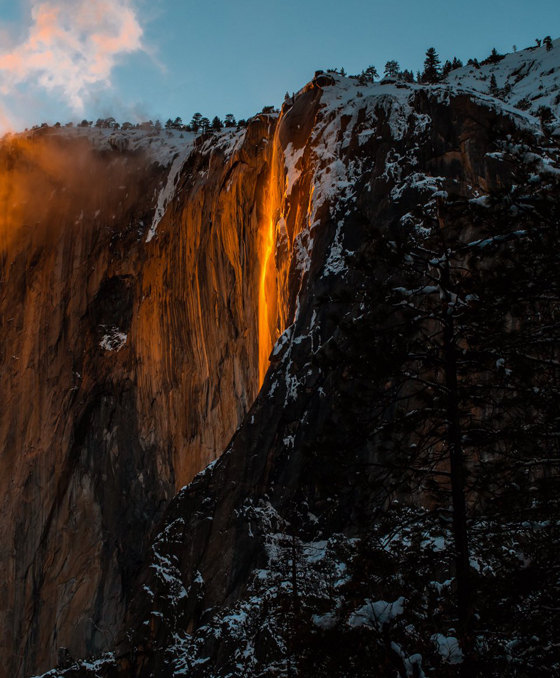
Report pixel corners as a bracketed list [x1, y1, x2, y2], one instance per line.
[284, 142, 306, 194]
[146, 145, 193, 242]
[99, 328, 127, 351]
[432, 634, 464, 665]
[348, 597, 406, 629]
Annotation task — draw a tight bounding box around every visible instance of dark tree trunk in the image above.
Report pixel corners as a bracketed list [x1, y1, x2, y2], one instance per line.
[440, 244, 474, 676]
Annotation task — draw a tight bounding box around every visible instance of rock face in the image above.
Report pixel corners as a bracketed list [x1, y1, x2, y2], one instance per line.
[1, 42, 560, 678]
[0, 134, 172, 678]
[91, 83, 559, 677]
[0, 108, 320, 677]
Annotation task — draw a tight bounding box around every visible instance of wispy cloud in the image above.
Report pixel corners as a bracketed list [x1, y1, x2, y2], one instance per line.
[0, 0, 145, 115]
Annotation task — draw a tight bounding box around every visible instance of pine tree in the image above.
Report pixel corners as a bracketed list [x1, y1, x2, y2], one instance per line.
[211, 116, 223, 131]
[544, 35, 553, 51]
[164, 118, 173, 129]
[442, 60, 453, 78]
[190, 112, 202, 132]
[224, 113, 236, 128]
[199, 117, 210, 133]
[358, 65, 379, 85]
[487, 47, 502, 64]
[383, 60, 400, 79]
[489, 73, 499, 96]
[421, 47, 442, 83]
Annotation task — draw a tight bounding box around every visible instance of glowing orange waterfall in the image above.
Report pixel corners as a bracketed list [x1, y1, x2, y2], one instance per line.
[258, 125, 283, 386]
[258, 216, 275, 384]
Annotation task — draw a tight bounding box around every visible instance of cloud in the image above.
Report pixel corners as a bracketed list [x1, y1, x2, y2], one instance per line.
[0, 0, 144, 114]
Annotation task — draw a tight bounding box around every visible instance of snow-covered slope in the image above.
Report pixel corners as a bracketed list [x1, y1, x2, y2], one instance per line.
[445, 38, 560, 125]
[19, 125, 197, 166]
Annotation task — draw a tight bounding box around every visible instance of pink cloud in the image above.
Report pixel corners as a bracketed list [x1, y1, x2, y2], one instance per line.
[0, 0, 144, 113]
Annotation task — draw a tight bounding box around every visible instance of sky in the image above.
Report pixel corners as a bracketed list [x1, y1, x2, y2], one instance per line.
[0, 0, 558, 132]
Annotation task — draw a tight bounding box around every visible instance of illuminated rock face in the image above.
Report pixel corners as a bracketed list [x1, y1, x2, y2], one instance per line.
[0, 81, 325, 677]
[0, 103, 322, 678]
[0, 135, 175, 678]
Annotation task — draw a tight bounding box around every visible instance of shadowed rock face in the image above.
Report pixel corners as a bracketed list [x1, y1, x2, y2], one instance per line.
[2, 66, 560, 677]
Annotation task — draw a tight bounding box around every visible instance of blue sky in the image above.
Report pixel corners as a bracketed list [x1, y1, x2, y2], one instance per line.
[0, 0, 558, 131]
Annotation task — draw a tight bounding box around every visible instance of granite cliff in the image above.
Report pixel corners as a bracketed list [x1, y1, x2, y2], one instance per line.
[0, 40, 559, 677]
